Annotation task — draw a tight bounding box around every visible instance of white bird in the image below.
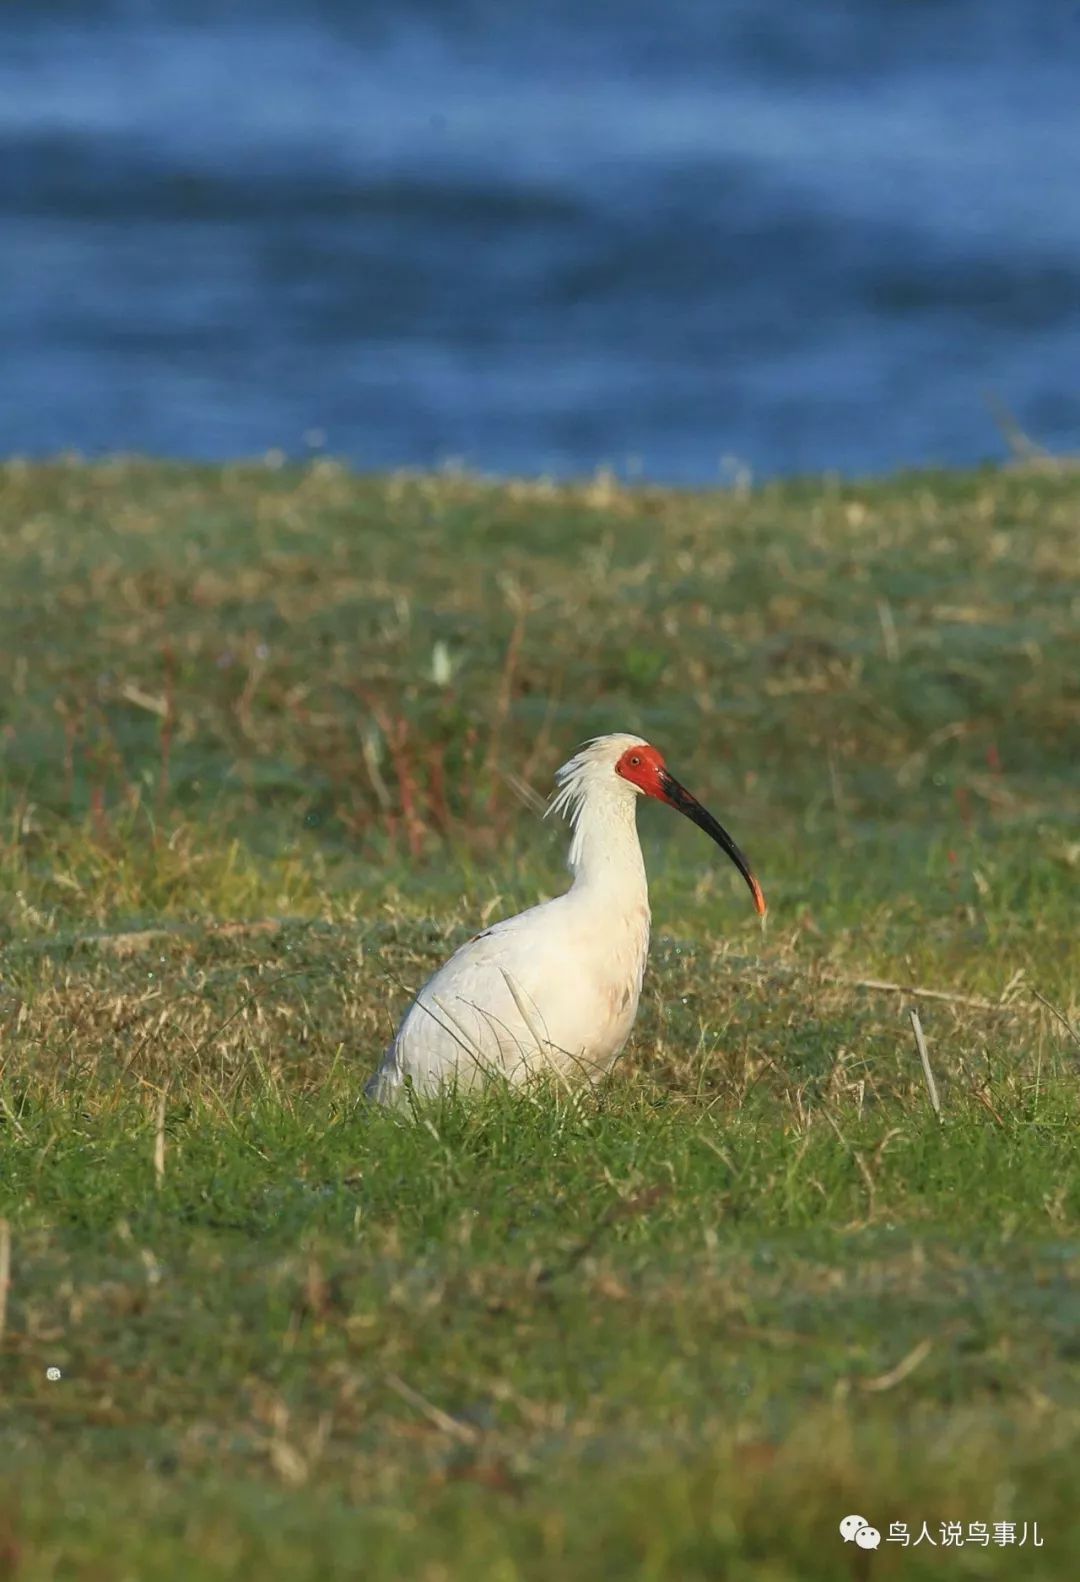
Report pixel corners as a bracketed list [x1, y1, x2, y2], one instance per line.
[366, 732, 766, 1104]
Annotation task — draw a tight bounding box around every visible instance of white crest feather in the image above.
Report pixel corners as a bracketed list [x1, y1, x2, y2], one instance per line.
[546, 734, 643, 822]
[545, 733, 650, 875]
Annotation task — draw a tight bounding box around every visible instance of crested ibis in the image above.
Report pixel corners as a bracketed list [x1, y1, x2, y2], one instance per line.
[366, 733, 765, 1103]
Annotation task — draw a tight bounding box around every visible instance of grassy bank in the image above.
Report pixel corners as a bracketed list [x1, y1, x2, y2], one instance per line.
[0, 459, 1078, 1579]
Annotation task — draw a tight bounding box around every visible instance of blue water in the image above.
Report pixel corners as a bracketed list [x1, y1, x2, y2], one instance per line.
[1, 1, 1078, 482]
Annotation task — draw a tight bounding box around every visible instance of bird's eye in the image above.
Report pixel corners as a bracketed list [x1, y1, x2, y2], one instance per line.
[629, 754, 641, 767]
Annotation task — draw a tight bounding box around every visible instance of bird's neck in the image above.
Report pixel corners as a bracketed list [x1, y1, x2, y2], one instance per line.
[566, 793, 649, 909]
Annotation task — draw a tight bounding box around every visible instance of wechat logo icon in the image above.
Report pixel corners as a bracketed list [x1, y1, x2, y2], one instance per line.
[840, 1515, 881, 1549]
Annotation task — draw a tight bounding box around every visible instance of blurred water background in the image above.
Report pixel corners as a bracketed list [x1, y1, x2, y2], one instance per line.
[1, 0, 1078, 483]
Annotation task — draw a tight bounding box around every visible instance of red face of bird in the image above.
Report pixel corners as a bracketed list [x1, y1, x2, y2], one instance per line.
[614, 743, 766, 917]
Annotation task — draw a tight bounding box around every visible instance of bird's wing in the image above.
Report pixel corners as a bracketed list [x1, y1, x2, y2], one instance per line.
[368, 900, 571, 1097]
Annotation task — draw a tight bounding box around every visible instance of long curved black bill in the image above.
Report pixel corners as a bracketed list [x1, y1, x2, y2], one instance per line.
[659, 770, 766, 916]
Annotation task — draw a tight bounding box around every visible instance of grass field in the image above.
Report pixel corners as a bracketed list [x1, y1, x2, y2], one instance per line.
[0, 458, 1078, 1579]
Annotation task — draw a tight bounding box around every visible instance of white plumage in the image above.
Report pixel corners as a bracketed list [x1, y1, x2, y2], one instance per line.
[366, 732, 765, 1104]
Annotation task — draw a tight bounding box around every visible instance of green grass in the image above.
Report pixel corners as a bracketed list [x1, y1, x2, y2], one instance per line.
[1, 458, 1078, 1579]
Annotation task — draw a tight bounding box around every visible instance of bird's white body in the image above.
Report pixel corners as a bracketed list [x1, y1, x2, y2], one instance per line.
[367, 734, 652, 1102]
